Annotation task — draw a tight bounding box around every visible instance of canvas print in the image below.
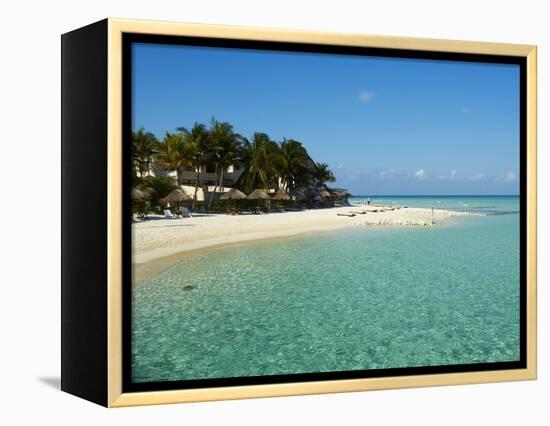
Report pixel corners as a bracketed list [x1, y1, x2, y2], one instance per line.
[129, 42, 521, 385]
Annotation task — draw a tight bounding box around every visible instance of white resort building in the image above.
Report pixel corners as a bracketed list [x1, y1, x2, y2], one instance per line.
[146, 163, 245, 203]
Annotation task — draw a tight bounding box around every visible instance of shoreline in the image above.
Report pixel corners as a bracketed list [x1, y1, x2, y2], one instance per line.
[133, 225, 356, 284]
[132, 205, 479, 283]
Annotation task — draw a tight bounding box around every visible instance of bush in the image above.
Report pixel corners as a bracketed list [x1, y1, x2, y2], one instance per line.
[138, 175, 178, 210]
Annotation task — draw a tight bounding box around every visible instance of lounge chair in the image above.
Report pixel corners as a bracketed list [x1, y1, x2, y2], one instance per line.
[181, 207, 192, 218]
[164, 209, 177, 219]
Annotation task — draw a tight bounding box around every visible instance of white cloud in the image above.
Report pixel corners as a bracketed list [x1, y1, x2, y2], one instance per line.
[379, 169, 410, 179]
[358, 91, 375, 102]
[496, 171, 516, 182]
[414, 169, 425, 178]
[379, 170, 394, 178]
[467, 173, 485, 181]
[437, 170, 457, 180]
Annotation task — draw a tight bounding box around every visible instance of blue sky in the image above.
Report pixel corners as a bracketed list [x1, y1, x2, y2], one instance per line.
[133, 43, 520, 195]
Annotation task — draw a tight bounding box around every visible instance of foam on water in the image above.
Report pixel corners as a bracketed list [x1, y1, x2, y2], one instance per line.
[132, 196, 520, 383]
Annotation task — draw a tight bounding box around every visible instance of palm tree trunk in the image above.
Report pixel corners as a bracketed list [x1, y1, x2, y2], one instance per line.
[138, 161, 145, 178]
[193, 166, 200, 209]
[144, 158, 150, 177]
[219, 168, 225, 190]
[208, 168, 220, 209]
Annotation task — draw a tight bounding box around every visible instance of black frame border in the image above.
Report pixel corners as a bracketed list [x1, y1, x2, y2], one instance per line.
[122, 33, 527, 393]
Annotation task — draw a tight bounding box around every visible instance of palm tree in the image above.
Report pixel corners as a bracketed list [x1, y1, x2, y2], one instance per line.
[236, 132, 279, 193]
[313, 162, 336, 190]
[153, 132, 188, 184]
[177, 122, 211, 205]
[207, 119, 242, 208]
[132, 127, 158, 178]
[278, 138, 312, 191]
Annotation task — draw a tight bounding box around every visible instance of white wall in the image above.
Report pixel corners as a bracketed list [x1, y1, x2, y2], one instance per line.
[1, 0, 546, 424]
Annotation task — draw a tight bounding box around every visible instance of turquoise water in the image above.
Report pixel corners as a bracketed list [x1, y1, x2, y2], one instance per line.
[350, 195, 520, 215]
[132, 196, 520, 383]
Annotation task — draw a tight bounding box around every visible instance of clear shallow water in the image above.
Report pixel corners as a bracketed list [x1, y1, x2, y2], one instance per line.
[132, 196, 520, 383]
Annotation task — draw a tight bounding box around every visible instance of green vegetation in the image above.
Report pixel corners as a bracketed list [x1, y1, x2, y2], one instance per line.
[132, 118, 339, 212]
[131, 127, 158, 178]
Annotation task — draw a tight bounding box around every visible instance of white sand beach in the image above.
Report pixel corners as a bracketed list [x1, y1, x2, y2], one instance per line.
[132, 205, 477, 281]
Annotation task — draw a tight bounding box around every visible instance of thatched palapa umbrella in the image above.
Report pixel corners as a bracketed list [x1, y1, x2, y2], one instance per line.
[132, 188, 146, 200]
[132, 187, 154, 220]
[220, 188, 247, 200]
[271, 188, 291, 211]
[142, 187, 155, 198]
[247, 189, 270, 200]
[161, 189, 192, 210]
[271, 188, 291, 201]
[220, 188, 247, 214]
[247, 188, 270, 211]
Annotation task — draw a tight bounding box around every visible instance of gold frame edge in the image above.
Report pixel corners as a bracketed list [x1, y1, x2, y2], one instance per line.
[106, 18, 537, 407]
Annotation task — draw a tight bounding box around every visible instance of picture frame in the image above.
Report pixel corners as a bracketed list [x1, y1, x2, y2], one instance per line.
[61, 18, 537, 407]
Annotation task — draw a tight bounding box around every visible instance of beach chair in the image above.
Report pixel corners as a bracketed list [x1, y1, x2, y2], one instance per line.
[181, 207, 192, 218]
[164, 209, 177, 219]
